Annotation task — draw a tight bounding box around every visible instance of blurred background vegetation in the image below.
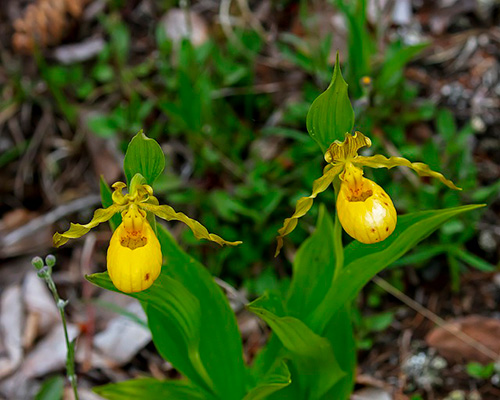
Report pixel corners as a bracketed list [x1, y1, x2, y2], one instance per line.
[1, 0, 500, 398]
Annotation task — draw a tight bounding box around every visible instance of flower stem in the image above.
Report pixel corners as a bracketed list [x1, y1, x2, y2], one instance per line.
[33, 256, 79, 400]
[332, 178, 344, 281]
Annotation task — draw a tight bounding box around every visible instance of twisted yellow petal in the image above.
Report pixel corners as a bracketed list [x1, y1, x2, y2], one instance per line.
[139, 203, 242, 247]
[107, 208, 162, 293]
[53, 204, 125, 247]
[353, 154, 461, 190]
[275, 164, 343, 256]
[324, 131, 372, 164]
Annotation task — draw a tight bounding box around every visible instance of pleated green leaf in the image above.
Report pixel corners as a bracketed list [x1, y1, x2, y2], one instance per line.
[309, 204, 485, 332]
[249, 294, 345, 399]
[87, 224, 246, 400]
[94, 378, 212, 400]
[243, 361, 291, 400]
[285, 204, 336, 319]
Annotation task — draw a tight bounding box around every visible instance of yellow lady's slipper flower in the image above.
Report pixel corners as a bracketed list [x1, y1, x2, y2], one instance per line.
[275, 131, 460, 255]
[54, 175, 241, 293]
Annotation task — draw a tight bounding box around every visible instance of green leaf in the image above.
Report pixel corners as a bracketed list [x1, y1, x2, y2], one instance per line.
[436, 108, 457, 141]
[390, 244, 449, 267]
[87, 224, 247, 400]
[156, 226, 246, 399]
[286, 204, 336, 319]
[338, 0, 374, 97]
[306, 53, 354, 153]
[452, 248, 496, 272]
[253, 206, 351, 399]
[376, 42, 428, 91]
[94, 378, 211, 400]
[243, 361, 291, 400]
[99, 176, 122, 231]
[310, 204, 485, 332]
[87, 114, 118, 138]
[34, 376, 64, 400]
[466, 362, 495, 379]
[123, 130, 165, 185]
[320, 306, 356, 400]
[249, 294, 345, 399]
[86, 272, 214, 393]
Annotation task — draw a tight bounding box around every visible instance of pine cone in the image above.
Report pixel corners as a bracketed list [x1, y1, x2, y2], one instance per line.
[12, 0, 89, 54]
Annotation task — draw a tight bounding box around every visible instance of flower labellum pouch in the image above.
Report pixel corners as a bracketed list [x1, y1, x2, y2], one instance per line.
[107, 204, 162, 292]
[336, 163, 396, 244]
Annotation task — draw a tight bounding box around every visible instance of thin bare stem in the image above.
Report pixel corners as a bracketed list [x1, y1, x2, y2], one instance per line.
[33, 256, 79, 400]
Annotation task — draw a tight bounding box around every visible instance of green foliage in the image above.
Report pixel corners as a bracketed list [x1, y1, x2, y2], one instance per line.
[466, 362, 495, 380]
[99, 176, 122, 230]
[353, 310, 394, 350]
[247, 203, 479, 400]
[310, 204, 484, 332]
[248, 293, 345, 398]
[35, 376, 65, 400]
[242, 361, 291, 400]
[88, 224, 246, 399]
[88, 114, 484, 400]
[335, 0, 374, 97]
[94, 379, 209, 400]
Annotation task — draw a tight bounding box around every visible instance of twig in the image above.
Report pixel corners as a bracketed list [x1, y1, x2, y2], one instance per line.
[214, 276, 248, 312]
[372, 275, 500, 362]
[235, 0, 267, 39]
[1, 194, 101, 248]
[14, 109, 52, 197]
[211, 82, 287, 99]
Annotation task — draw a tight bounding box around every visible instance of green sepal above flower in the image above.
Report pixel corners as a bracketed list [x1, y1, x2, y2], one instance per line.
[306, 52, 355, 153]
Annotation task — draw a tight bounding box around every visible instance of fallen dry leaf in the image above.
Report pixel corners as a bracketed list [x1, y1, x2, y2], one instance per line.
[21, 323, 79, 378]
[352, 387, 393, 400]
[0, 285, 24, 379]
[22, 272, 59, 343]
[160, 8, 209, 48]
[426, 315, 500, 364]
[92, 300, 151, 366]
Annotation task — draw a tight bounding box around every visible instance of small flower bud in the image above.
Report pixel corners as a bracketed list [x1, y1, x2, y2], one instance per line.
[45, 254, 56, 267]
[361, 76, 372, 87]
[37, 266, 50, 278]
[32, 256, 44, 270]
